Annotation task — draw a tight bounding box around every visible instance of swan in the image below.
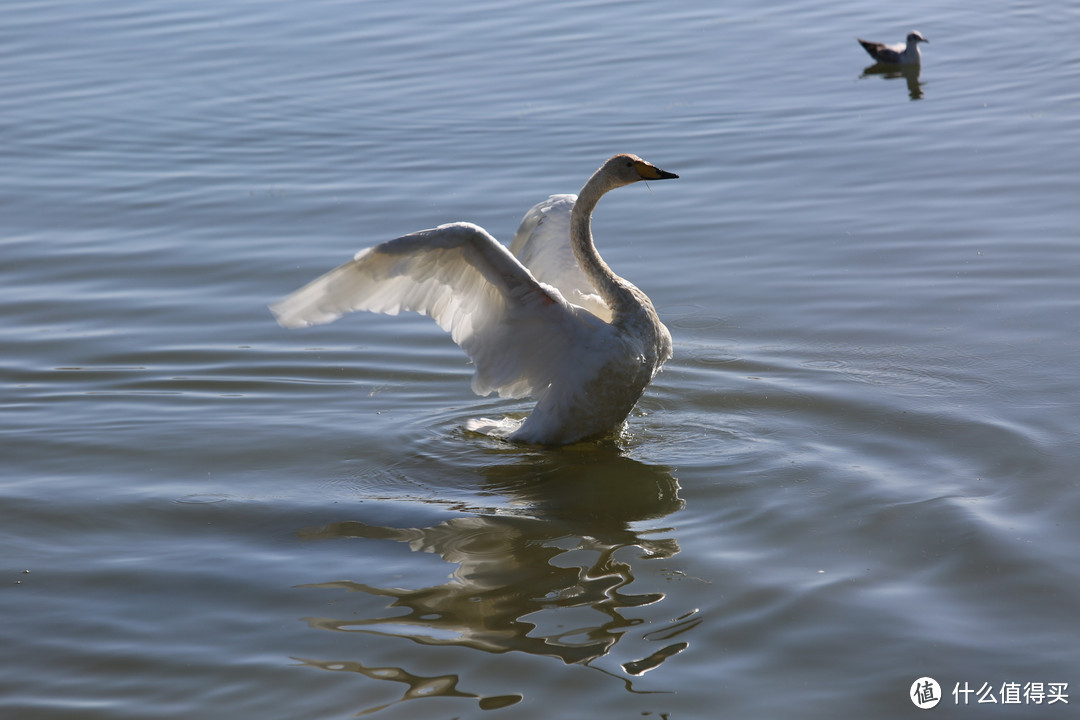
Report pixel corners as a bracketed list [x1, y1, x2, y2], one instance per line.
[858, 31, 928, 65]
[270, 154, 678, 446]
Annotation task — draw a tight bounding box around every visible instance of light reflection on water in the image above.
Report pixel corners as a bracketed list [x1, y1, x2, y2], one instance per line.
[2, 0, 1079, 717]
[294, 452, 686, 712]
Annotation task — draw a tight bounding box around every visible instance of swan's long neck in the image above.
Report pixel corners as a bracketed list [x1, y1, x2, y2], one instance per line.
[570, 170, 639, 319]
[569, 159, 673, 367]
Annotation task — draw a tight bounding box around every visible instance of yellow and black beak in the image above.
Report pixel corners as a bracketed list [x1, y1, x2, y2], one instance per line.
[632, 160, 679, 181]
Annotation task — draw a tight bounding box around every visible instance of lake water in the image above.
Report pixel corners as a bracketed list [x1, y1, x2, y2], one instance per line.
[3, 0, 1078, 717]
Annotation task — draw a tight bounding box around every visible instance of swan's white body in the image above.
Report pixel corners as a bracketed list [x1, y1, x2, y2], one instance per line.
[270, 154, 678, 445]
[858, 31, 928, 65]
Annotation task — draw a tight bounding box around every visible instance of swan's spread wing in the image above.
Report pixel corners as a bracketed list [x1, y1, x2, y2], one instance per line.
[508, 194, 612, 322]
[270, 222, 590, 399]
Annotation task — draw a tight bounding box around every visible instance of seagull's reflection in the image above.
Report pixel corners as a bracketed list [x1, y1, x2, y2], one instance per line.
[295, 450, 690, 714]
[860, 63, 924, 100]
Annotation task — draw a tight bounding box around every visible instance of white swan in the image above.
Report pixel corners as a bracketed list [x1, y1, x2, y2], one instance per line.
[858, 31, 928, 65]
[270, 154, 678, 445]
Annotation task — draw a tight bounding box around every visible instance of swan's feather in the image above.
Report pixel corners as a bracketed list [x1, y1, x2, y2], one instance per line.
[509, 194, 612, 322]
[270, 153, 677, 445]
[270, 222, 597, 400]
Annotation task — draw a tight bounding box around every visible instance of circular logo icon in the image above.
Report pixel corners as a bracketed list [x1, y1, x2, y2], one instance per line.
[911, 677, 941, 709]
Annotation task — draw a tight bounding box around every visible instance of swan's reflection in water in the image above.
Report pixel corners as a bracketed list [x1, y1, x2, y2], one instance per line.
[295, 451, 689, 714]
[293, 657, 523, 714]
[860, 63, 925, 100]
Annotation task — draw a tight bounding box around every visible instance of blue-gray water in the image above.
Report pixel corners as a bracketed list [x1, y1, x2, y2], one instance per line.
[3, 1, 1078, 718]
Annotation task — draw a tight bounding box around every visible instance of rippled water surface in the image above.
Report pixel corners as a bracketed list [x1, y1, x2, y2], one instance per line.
[3, 0, 1079, 718]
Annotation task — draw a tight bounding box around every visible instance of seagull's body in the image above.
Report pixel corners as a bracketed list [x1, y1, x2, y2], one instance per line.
[270, 154, 678, 446]
[858, 31, 928, 65]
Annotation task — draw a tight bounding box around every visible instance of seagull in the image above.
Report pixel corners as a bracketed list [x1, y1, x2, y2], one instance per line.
[857, 31, 928, 65]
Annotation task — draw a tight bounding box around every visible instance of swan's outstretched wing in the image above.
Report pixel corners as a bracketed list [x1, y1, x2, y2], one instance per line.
[508, 194, 612, 322]
[270, 222, 594, 399]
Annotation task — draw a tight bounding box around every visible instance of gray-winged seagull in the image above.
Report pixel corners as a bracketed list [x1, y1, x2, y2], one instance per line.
[857, 31, 928, 65]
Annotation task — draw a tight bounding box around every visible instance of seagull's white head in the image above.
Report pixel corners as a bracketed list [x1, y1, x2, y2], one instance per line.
[907, 31, 929, 45]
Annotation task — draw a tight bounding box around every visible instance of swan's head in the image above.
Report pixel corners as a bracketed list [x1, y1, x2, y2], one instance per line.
[907, 31, 928, 45]
[602, 154, 679, 188]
